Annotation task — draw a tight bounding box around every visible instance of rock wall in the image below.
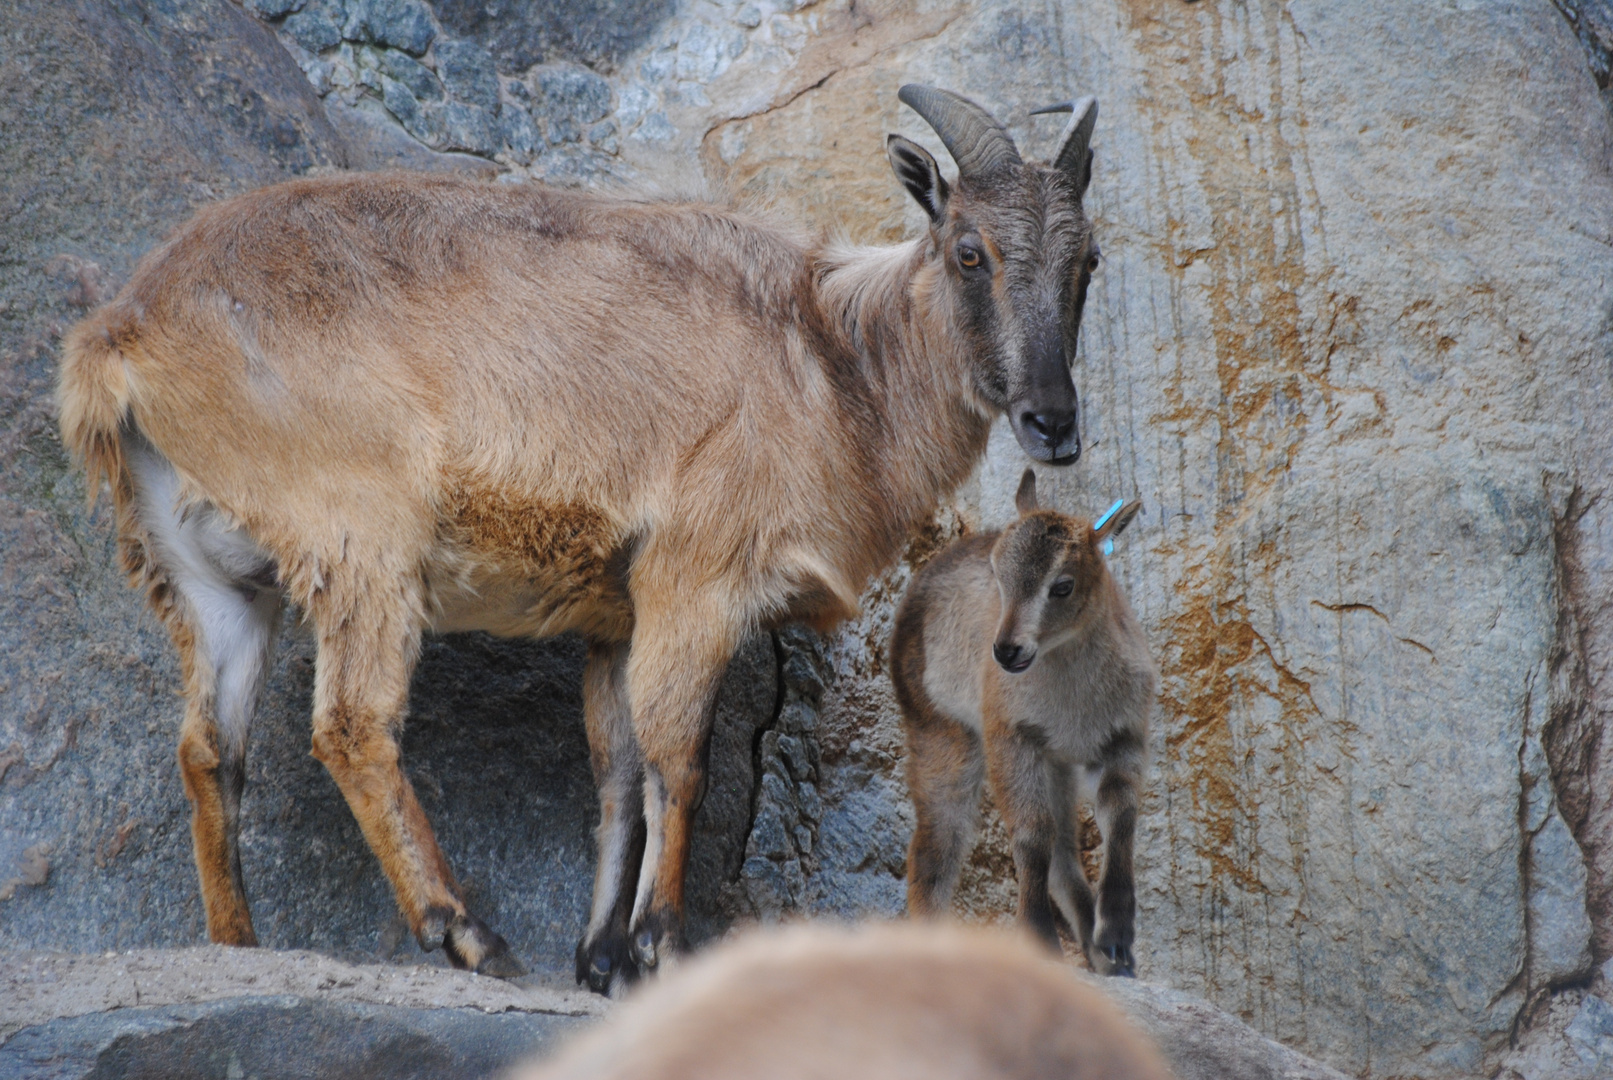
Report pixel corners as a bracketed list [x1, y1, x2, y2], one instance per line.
[2, 2, 1611, 1079]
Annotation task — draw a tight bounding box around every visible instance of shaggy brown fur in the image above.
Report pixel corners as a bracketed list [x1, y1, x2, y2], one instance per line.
[56, 87, 1103, 988]
[892, 470, 1155, 976]
[520, 922, 1175, 1080]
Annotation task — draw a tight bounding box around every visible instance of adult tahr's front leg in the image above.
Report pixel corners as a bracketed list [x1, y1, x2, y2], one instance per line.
[623, 593, 737, 971]
[308, 572, 525, 977]
[1090, 764, 1141, 977]
[576, 640, 646, 995]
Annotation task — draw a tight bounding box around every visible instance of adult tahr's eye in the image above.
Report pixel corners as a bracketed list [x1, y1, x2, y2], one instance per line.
[1050, 578, 1075, 598]
[1086, 249, 1102, 273]
[959, 245, 982, 270]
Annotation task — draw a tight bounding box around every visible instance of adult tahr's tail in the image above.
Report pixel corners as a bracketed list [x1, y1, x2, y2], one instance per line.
[57, 303, 136, 506]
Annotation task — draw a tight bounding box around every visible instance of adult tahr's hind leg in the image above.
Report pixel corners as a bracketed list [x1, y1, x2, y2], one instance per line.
[125, 435, 281, 946]
[176, 587, 280, 946]
[577, 640, 647, 995]
[307, 568, 525, 977]
[902, 710, 985, 918]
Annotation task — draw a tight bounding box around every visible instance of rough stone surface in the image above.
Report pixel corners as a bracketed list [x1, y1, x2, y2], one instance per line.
[441, 100, 498, 156]
[1101, 977, 1351, 1080]
[0, 948, 1341, 1080]
[342, 0, 436, 57]
[435, 39, 501, 112]
[0, 948, 598, 1080]
[284, 8, 342, 54]
[500, 104, 539, 165]
[5, 2, 1613, 1079]
[532, 64, 614, 132]
[432, 0, 678, 72]
[2, 1000, 572, 1080]
[376, 48, 443, 102]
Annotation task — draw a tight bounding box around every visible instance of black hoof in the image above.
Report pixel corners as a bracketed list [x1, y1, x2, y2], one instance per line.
[478, 948, 529, 979]
[634, 927, 658, 969]
[417, 905, 455, 952]
[628, 910, 685, 972]
[576, 931, 637, 996]
[1099, 944, 1136, 977]
[444, 913, 527, 979]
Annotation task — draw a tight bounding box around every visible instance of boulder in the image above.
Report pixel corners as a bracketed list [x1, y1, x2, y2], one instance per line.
[0, 948, 598, 1080]
[0, 946, 1342, 1080]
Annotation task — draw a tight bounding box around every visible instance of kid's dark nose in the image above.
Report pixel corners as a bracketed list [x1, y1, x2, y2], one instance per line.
[993, 642, 1034, 672]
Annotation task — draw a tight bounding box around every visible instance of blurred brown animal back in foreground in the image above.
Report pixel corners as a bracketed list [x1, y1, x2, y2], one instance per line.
[521, 921, 1174, 1080]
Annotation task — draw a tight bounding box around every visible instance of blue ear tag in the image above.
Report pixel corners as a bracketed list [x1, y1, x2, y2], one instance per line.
[1093, 498, 1125, 557]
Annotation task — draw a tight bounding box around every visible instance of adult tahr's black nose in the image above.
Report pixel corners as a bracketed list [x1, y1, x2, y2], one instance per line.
[1022, 409, 1076, 450]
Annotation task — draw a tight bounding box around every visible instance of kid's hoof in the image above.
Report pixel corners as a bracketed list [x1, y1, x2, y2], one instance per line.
[1097, 944, 1136, 977]
[576, 932, 637, 996]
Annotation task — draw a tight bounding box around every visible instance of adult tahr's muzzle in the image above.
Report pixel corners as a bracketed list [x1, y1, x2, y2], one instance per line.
[1009, 402, 1081, 465]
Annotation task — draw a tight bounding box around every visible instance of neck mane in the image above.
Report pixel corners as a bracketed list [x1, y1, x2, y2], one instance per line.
[811, 237, 993, 585]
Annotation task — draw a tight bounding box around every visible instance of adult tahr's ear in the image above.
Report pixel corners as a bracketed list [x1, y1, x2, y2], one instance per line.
[1095, 499, 1142, 543]
[887, 134, 950, 221]
[1030, 96, 1098, 195]
[1015, 469, 1039, 515]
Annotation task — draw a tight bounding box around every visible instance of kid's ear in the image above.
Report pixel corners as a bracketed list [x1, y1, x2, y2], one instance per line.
[887, 134, 950, 222]
[1095, 498, 1142, 543]
[1014, 469, 1039, 515]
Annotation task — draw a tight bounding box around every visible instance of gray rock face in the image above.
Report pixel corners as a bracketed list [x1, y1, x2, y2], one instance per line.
[432, 0, 676, 71]
[532, 64, 613, 135]
[500, 104, 539, 165]
[376, 48, 442, 102]
[435, 39, 501, 112]
[0, 948, 597, 1080]
[441, 100, 497, 155]
[0, 947, 1345, 1080]
[284, 8, 342, 54]
[243, 0, 307, 19]
[3, 1000, 575, 1080]
[1102, 978, 1351, 1080]
[342, 0, 436, 57]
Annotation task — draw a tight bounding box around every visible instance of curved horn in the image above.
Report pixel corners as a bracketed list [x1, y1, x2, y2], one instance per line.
[1030, 96, 1098, 189]
[897, 84, 1023, 181]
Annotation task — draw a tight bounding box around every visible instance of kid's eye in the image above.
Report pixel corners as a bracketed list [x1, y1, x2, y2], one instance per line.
[1049, 578, 1074, 598]
[959, 245, 982, 269]
[1085, 246, 1102, 273]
